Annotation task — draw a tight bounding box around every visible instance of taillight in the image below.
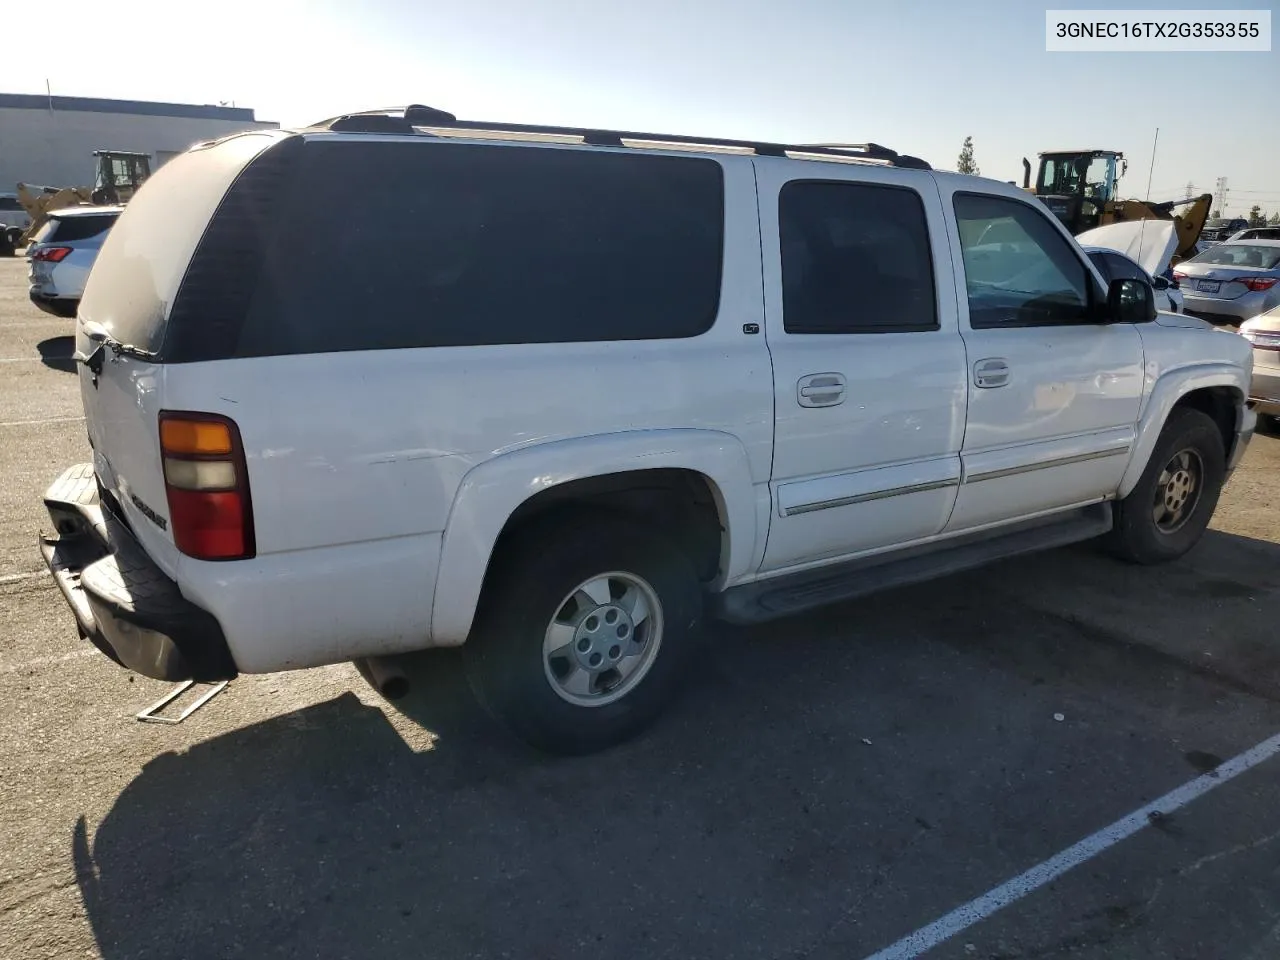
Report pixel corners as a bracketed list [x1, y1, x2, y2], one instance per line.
[1240, 278, 1278, 292]
[33, 246, 72, 263]
[158, 412, 255, 560]
[1172, 272, 1187, 282]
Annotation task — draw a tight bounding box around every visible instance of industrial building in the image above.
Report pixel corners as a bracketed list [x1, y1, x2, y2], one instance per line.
[0, 93, 278, 191]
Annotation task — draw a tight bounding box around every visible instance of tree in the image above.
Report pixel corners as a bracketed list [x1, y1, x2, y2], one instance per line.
[1211, 209, 1221, 219]
[1270, 211, 1280, 225]
[957, 136, 980, 176]
[1249, 204, 1264, 226]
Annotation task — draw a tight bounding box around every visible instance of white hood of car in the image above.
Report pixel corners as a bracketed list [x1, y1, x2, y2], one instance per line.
[1077, 220, 1179, 277]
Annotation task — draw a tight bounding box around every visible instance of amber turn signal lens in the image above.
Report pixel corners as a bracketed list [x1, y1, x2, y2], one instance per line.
[160, 419, 233, 455]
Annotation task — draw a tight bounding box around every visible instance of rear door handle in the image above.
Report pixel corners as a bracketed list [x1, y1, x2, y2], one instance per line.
[973, 358, 1010, 389]
[797, 373, 846, 407]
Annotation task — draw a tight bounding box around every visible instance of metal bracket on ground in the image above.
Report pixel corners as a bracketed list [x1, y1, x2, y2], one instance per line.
[135, 679, 229, 724]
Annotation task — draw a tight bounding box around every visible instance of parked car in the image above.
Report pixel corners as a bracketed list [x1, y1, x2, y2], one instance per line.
[1077, 220, 1183, 313]
[1082, 247, 1183, 313]
[38, 110, 1256, 754]
[26, 206, 122, 317]
[1226, 226, 1280, 243]
[0, 192, 29, 253]
[1200, 217, 1250, 244]
[1238, 304, 1280, 423]
[1173, 240, 1280, 326]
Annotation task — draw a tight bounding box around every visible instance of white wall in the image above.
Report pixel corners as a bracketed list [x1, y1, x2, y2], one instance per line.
[0, 106, 278, 190]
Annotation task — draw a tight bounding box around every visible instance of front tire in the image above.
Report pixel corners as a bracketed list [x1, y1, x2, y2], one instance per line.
[1106, 408, 1225, 564]
[463, 511, 704, 755]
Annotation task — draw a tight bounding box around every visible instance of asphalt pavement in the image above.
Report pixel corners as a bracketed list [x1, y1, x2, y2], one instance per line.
[1, 255, 1279, 960]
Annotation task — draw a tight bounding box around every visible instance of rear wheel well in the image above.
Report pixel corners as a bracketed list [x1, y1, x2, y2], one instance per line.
[490, 470, 725, 587]
[1173, 387, 1238, 458]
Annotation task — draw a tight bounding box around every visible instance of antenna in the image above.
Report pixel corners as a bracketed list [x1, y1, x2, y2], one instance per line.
[1144, 128, 1158, 200]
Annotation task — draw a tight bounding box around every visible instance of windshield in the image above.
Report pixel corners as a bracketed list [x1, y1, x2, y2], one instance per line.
[1189, 244, 1280, 269]
[1038, 155, 1115, 201]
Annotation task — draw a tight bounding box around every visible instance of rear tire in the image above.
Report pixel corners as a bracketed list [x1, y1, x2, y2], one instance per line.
[1106, 408, 1225, 565]
[463, 510, 703, 755]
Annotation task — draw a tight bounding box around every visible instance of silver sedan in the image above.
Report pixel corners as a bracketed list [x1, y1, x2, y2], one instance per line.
[1240, 303, 1280, 422]
[1174, 239, 1280, 325]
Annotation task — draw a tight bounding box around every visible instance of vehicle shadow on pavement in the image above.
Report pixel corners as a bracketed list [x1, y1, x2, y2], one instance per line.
[37, 335, 76, 373]
[70, 533, 1280, 960]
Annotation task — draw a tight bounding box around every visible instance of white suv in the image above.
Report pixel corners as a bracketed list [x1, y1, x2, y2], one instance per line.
[26, 206, 122, 317]
[40, 106, 1256, 754]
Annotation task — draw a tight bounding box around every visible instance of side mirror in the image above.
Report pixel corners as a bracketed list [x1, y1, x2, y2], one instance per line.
[1108, 277, 1157, 323]
[1152, 275, 1170, 291]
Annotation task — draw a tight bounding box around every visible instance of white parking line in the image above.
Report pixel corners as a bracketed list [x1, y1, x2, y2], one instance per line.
[862, 729, 1280, 960]
[0, 415, 84, 427]
[0, 356, 70, 363]
[0, 571, 50, 585]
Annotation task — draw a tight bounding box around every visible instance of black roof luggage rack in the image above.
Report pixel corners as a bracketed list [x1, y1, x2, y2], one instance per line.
[308, 104, 932, 170]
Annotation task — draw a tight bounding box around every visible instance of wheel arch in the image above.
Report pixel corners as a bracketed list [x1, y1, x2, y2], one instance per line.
[430, 430, 761, 646]
[1120, 366, 1247, 499]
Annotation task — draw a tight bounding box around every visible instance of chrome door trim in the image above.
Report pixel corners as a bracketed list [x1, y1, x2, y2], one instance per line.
[781, 477, 960, 517]
[963, 446, 1130, 485]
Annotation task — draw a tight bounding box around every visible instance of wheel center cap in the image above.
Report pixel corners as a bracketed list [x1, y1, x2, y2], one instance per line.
[572, 604, 635, 670]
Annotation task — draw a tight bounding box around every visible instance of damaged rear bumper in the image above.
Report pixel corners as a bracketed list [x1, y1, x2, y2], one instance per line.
[38, 463, 238, 682]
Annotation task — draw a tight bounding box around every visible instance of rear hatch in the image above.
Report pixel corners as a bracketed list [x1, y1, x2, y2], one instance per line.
[75, 131, 290, 575]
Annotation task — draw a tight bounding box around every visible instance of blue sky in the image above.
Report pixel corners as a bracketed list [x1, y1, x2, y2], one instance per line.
[4, 0, 1278, 214]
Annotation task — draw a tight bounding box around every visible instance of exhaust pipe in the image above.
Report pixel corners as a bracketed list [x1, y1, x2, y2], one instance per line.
[1022, 157, 1032, 190]
[353, 656, 410, 700]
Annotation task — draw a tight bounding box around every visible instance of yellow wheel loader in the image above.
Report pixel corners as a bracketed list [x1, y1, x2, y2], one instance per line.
[1021, 150, 1212, 265]
[16, 150, 152, 247]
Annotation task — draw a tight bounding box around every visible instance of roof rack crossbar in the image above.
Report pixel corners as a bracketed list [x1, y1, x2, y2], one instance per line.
[307, 106, 932, 170]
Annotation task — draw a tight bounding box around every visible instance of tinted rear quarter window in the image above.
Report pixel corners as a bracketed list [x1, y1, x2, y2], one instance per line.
[1086, 251, 1112, 280]
[41, 214, 117, 243]
[230, 140, 725, 358]
[1103, 252, 1146, 282]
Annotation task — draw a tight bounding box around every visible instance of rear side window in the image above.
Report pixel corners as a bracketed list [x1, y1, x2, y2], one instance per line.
[38, 214, 117, 244]
[1086, 251, 1112, 281]
[1103, 252, 1147, 282]
[232, 140, 724, 357]
[778, 181, 938, 334]
[0, 197, 22, 212]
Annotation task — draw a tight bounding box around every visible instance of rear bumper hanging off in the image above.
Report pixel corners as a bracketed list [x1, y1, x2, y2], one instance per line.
[38, 463, 238, 682]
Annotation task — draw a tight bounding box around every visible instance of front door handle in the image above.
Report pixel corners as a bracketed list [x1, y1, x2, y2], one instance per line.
[797, 373, 846, 408]
[974, 358, 1010, 389]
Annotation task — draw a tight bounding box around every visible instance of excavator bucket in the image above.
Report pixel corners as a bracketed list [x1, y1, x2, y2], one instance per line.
[15, 184, 96, 246]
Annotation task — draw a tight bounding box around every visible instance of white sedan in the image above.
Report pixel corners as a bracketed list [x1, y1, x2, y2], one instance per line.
[1239, 304, 1280, 423]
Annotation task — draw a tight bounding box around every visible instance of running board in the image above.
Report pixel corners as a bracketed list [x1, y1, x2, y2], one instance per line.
[714, 503, 1113, 625]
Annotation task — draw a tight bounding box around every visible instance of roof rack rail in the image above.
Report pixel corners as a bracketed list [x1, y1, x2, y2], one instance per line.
[307, 105, 931, 170]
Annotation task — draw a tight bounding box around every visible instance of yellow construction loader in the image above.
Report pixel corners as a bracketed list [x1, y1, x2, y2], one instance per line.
[1021, 150, 1212, 264]
[16, 150, 151, 246]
